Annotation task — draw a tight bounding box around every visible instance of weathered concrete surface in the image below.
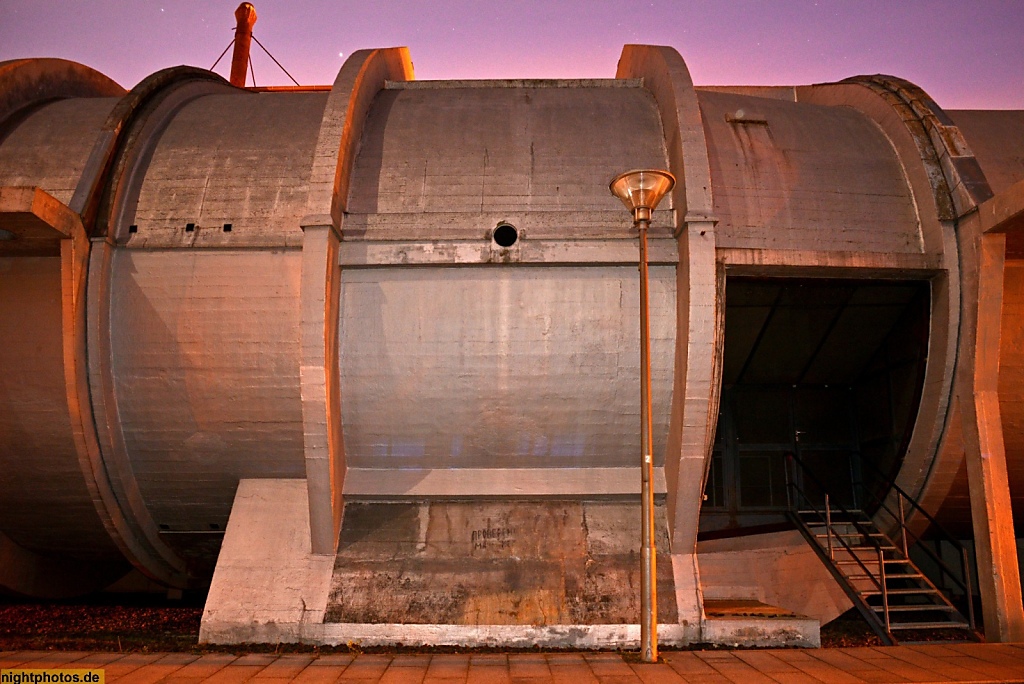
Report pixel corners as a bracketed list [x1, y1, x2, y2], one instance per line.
[338, 266, 676, 473]
[343, 467, 668, 497]
[125, 92, 328, 248]
[697, 531, 852, 625]
[315, 623, 698, 648]
[325, 500, 678, 626]
[346, 80, 668, 240]
[199, 479, 334, 644]
[701, 90, 921, 254]
[202, 483, 702, 647]
[299, 224, 344, 555]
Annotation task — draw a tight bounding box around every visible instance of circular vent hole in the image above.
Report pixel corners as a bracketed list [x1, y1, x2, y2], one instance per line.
[0, 229, 15, 241]
[493, 223, 518, 247]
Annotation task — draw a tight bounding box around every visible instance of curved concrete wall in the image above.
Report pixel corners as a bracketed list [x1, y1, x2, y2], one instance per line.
[346, 82, 669, 239]
[698, 90, 921, 253]
[126, 92, 328, 247]
[108, 250, 305, 530]
[0, 98, 119, 204]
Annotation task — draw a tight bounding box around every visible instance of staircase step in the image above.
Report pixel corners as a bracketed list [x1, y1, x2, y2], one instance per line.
[888, 621, 972, 630]
[872, 604, 958, 613]
[861, 588, 945, 596]
[845, 574, 924, 582]
[833, 558, 913, 566]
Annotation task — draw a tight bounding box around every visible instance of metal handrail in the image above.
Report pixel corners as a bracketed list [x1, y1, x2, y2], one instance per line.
[785, 454, 892, 630]
[854, 458, 976, 630]
[789, 485, 887, 595]
[786, 452, 888, 555]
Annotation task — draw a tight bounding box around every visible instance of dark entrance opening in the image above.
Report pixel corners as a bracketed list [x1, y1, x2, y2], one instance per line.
[699, 277, 931, 537]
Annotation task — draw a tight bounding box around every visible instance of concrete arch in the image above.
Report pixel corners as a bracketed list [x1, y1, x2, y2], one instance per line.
[795, 77, 964, 518]
[300, 48, 413, 554]
[0, 58, 123, 128]
[615, 46, 719, 554]
[0, 59, 127, 597]
[84, 67, 237, 588]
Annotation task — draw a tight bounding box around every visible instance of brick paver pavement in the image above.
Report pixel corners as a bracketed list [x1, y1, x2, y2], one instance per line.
[1, 644, 1022, 683]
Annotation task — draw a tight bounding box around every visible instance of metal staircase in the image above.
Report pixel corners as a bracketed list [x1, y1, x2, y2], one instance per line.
[785, 452, 979, 645]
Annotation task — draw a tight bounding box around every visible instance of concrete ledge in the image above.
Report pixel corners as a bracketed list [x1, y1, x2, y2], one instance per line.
[202, 617, 817, 648]
[343, 467, 668, 497]
[339, 238, 680, 266]
[202, 621, 700, 648]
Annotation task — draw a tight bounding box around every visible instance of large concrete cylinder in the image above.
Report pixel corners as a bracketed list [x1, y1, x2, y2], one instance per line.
[0, 49, 1021, 633]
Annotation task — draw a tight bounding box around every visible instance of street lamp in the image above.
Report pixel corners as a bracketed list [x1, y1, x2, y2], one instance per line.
[609, 168, 676, 663]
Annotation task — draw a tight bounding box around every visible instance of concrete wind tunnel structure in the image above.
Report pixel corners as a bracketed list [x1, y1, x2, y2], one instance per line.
[2, 33, 1024, 647]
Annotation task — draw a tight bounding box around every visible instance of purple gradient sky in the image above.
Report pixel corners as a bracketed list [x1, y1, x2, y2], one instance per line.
[2, 1, 1022, 109]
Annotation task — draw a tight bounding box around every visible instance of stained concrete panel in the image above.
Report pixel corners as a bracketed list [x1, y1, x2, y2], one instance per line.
[346, 83, 669, 240]
[0, 97, 119, 204]
[698, 91, 921, 253]
[325, 500, 677, 625]
[338, 266, 676, 472]
[0, 257, 125, 564]
[108, 249, 305, 540]
[127, 92, 329, 248]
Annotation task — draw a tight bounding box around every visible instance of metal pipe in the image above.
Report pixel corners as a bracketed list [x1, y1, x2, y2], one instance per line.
[230, 3, 257, 88]
[637, 215, 657, 663]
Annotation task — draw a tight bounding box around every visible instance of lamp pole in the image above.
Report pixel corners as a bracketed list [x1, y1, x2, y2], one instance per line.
[637, 204, 657, 663]
[609, 169, 675, 663]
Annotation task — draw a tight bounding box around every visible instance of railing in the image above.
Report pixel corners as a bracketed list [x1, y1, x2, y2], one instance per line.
[853, 457, 976, 631]
[784, 452, 896, 642]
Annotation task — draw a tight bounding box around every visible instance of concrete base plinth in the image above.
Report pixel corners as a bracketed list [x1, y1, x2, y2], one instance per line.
[200, 478, 817, 648]
[203, 621, 700, 648]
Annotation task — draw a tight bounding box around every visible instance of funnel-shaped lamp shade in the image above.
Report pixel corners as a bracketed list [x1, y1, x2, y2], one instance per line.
[609, 169, 676, 222]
